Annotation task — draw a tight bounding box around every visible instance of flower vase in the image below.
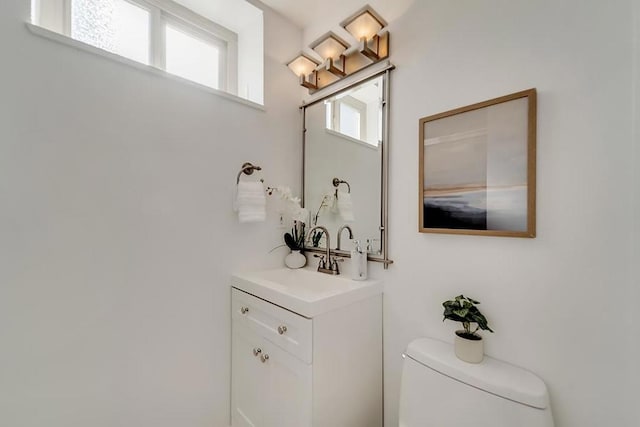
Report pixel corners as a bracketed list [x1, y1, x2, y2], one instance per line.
[285, 250, 306, 269]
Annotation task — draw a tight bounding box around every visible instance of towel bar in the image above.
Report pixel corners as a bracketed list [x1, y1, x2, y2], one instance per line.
[333, 177, 351, 196]
[237, 162, 263, 184]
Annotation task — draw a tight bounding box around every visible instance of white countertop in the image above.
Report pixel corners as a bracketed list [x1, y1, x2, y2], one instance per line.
[231, 268, 383, 318]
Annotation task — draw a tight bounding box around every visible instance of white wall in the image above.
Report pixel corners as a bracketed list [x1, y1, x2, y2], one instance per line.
[376, 1, 636, 426]
[632, 0, 640, 412]
[0, 1, 302, 426]
[297, 1, 638, 424]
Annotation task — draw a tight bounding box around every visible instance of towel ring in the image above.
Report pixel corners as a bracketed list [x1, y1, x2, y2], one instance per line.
[333, 177, 351, 194]
[237, 162, 263, 184]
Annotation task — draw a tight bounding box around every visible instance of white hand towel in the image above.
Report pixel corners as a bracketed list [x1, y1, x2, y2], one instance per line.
[235, 181, 266, 223]
[337, 191, 355, 222]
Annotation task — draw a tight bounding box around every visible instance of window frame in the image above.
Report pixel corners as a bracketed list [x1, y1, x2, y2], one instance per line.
[35, 0, 238, 94]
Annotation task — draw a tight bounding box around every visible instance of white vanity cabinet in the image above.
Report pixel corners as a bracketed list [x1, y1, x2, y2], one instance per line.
[230, 274, 382, 427]
[232, 322, 312, 427]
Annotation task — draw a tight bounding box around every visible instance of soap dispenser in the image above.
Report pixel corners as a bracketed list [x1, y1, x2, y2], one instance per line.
[351, 240, 368, 281]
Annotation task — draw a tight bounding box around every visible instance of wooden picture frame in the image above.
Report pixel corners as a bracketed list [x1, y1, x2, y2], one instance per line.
[419, 89, 537, 237]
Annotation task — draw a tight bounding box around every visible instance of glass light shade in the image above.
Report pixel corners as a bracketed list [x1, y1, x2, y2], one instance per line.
[310, 33, 349, 60]
[287, 54, 319, 77]
[341, 6, 387, 41]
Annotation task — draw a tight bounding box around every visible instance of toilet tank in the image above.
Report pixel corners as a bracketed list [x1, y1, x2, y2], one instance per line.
[398, 338, 554, 427]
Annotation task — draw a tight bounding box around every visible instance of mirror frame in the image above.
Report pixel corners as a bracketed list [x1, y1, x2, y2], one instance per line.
[301, 63, 394, 268]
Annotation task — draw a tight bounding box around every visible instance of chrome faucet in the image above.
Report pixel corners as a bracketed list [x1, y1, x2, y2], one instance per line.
[307, 226, 342, 275]
[336, 225, 354, 251]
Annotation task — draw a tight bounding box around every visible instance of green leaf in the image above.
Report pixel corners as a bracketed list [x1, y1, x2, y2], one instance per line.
[284, 232, 302, 250]
[441, 294, 493, 333]
[452, 308, 469, 318]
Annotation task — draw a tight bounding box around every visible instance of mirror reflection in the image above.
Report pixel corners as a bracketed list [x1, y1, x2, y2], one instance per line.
[304, 75, 384, 254]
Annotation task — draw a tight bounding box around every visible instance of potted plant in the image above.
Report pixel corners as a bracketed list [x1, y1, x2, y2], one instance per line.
[442, 295, 493, 363]
[283, 221, 307, 269]
[267, 186, 310, 268]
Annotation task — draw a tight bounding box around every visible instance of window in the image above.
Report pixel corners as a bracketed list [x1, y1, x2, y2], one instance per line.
[338, 100, 363, 140]
[33, 0, 241, 94]
[326, 96, 368, 142]
[165, 21, 223, 90]
[71, 0, 151, 65]
[324, 80, 383, 147]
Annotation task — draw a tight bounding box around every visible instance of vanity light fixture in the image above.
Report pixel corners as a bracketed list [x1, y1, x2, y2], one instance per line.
[287, 53, 321, 90]
[287, 6, 390, 94]
[310, 32, 350, 77]
[341, 5, 389, 61]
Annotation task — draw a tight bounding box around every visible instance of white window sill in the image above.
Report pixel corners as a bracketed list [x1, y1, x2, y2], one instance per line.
[26, 23, 265, 111]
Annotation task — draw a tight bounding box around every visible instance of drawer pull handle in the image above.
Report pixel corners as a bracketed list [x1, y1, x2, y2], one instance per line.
[253, 348, 262, 357]
[260, 354, 270, 363]
[277, 325, 288, 335]
[240, 307, 249, 314]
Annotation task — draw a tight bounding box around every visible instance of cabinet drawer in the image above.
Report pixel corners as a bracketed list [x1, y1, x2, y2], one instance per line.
[232, 288, 312, 364]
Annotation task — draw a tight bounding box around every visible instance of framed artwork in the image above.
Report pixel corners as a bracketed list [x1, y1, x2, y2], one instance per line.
[419, 89, 537, 237]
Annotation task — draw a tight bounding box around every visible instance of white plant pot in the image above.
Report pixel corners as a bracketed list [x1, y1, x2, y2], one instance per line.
[284, 250, 306, 269]
[454, 331, 484, 364]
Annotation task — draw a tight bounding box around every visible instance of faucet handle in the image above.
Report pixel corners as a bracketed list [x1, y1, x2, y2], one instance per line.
[314, 254, 327, 269]
[330, 257, 344, 273]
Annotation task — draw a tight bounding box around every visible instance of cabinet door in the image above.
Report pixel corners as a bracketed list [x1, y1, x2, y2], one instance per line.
[262, 341, 313, 427]
[232, 322, 265, 427]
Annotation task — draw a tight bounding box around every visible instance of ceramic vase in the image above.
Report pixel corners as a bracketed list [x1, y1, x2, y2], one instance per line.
[454, 331, 484, 364]
[285, 250, 306, 269]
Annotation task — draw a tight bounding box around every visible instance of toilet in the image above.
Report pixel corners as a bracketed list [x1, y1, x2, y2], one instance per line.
[399, 337, 554, 426]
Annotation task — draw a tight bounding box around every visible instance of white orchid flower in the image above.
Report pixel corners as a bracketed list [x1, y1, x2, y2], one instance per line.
[292, 207, 309, 224]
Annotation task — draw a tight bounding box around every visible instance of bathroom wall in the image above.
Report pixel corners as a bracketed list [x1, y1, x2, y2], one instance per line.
[382, 2, 636, 426]
[303, 0, 636, 426]
[0, 1, 302, 426]
[632, 0, 640, 411]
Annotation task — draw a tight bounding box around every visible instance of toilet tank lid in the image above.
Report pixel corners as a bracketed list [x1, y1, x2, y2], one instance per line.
[405, 337, 550, 410]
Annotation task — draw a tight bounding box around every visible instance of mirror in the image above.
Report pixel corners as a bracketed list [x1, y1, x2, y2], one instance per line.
[303, 71, 391, 265]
